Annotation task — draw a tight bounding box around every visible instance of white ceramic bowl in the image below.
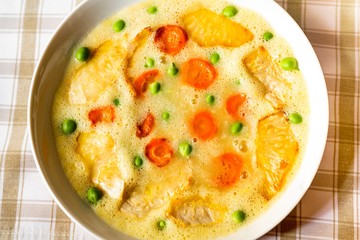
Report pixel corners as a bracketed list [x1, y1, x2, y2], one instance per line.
[28, 0, 328, 239]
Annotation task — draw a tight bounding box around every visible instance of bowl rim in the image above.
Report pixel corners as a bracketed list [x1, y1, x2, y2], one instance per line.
[28, 0, 329, 239]
[27, 0, 108, 238]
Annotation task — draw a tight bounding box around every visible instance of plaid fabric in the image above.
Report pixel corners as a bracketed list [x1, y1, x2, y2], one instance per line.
[0, 0, 359, 239]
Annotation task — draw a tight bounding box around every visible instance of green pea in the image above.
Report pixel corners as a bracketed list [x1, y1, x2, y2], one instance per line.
[222, 6, 238, 17]
[179, 142, 192, 157]
[289, 113, 303, 124]
[210, 52, 220, 64]
[145, 57, 155, 68]
[113, 98, 120, 106]
[147, 6, 158, 14]
[75, 47, 90, 62]
[263, 31, 274, 41]
[280, 57, 299, 71]
[206, 94, 215, 105]
[113, 19, 126, 32]
[232, 210, 246, 223]
[157, 219, 167, 230]
[149, 82, 161, 94]
[235, 79, 242, 85]
[86, 187, 103, 205]
[134, 156, 143, 168]
[61, 119, 77, 135]
[231, 122, 243, 135]
[167, 63, 179, 76]
[162, 111, 170, 121]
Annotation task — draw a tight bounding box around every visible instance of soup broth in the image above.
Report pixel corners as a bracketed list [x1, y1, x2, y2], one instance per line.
[52, 0, 309, 239]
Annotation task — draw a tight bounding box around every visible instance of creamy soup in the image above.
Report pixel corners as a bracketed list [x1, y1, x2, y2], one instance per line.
[52, 0, 309, 239]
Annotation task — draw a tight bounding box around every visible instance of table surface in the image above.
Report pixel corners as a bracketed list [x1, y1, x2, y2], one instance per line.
[0, 0, 359, 239]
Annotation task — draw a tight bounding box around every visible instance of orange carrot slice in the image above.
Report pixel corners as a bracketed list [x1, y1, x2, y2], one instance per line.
[136, 113, 155, 138]
[133, 69, 160, 96]
[145, 138, 173, 167]
[181, 58, 217, 90]
[88, 105, 115, 126]
[212, 153, 243, 188]
[155, 25, 188, 55]
[190, 110, 218, 141]
[225, 93, 247, 119]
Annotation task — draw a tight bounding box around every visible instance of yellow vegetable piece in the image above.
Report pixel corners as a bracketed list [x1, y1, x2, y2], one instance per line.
[167, 196, 226, 226]
[77, 132, 115, 171]
[243, 46, 291, 109]
[256, 112, 299, 200]
[120, 169, 191, 218]
[69, 40, 127, 104]
[182, 9, 253, 47]
[125, 27, 153, 96]
[92, 157, 124, 200]
[77, 132, 124, 199]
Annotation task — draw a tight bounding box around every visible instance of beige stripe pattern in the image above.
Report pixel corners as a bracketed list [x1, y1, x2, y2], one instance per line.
[1, 0, 359, 239]
[337, 0, 356, 238]
[1, 0, 39, 238]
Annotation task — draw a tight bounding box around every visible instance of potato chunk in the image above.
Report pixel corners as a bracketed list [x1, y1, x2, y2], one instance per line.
[77, 132, 125, 199]
[125, 27, 153, 96]
[69, 40, 126, 104]
[167, 196, 226, 226]
[243, 46, 291, 109]
[92, 157, 124, 200]
[120, 170, 191, 218]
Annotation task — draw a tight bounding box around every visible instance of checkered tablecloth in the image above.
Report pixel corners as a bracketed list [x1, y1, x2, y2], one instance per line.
[0, 0, 359, 239]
